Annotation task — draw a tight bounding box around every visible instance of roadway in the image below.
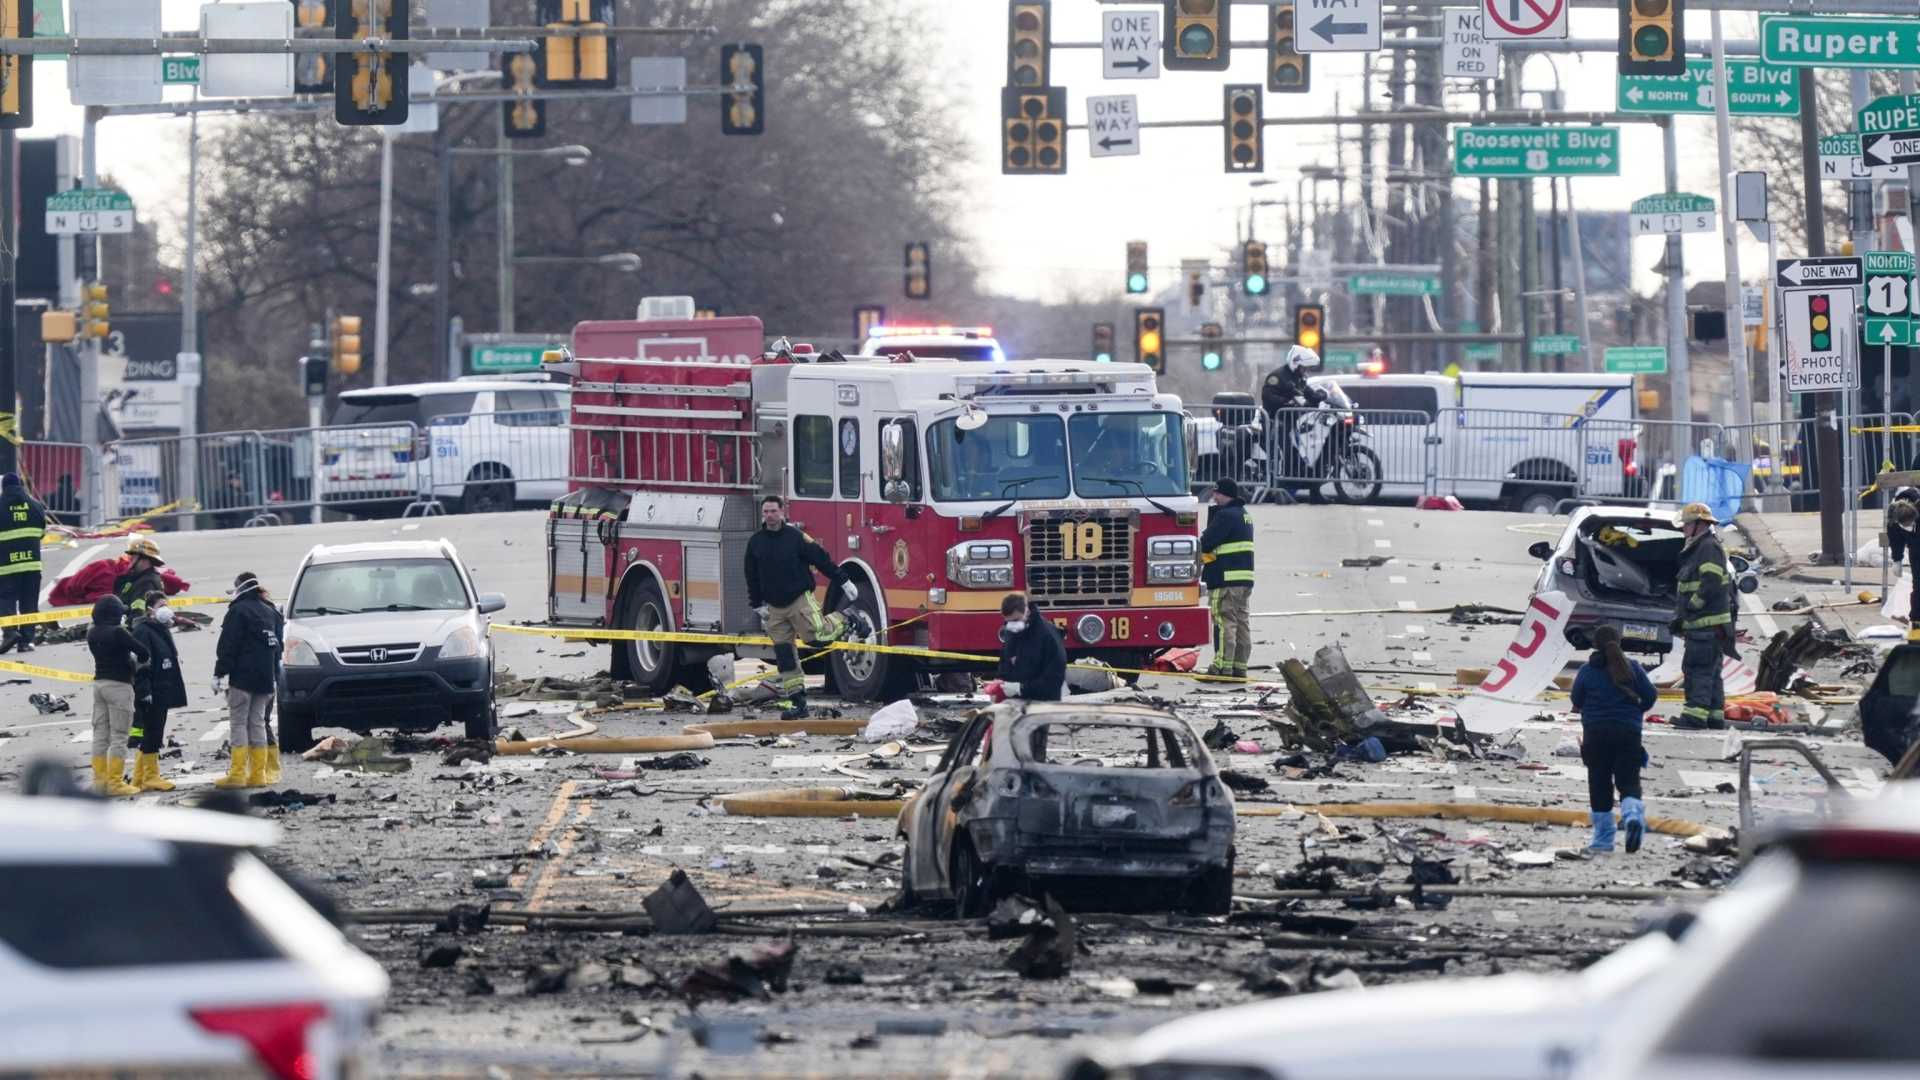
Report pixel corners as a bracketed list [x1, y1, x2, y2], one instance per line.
[0, 504, 1886, 1076]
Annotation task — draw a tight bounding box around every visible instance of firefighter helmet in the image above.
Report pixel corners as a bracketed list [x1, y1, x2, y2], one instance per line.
[1674, 502, 1720, 528]
[125, 536, 164, 564]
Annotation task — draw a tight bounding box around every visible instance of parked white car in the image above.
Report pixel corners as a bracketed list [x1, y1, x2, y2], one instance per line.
[322, 378, 569, 515]
[0, 792, 387, 1079]
[278, 539, 505, 752]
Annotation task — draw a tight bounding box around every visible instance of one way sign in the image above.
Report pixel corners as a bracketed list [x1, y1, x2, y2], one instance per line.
[1087, 95, 1140, 158]
[1296, 0, 1383, 53]
[1863, 128, 1920, 168]
[1776, 256, 1863, 289]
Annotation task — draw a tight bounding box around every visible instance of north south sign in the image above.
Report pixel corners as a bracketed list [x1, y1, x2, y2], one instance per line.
[1760, 16, 1920, 69]
[1453, 126, 1620, 177]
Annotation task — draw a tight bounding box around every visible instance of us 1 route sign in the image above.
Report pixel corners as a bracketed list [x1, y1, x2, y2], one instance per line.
[1781, 286, 1858, 394]
[1616, 59, 1798, 116]
[1102, 9, 1159, 79]
[1296, 0, 1382, 53]
[1864, 250, 1915, 348]
[1453, 126, 1619, 177]
[1629, 193, 1715, 236]
[45, 188, 134, 235]
[1481, 0, 1566, 42]
[1760, 16, 1920, 69]
[1819, 133, 1905, 182]
[1442, 10, 1497, 81]
[1086, 95, 1140, 158]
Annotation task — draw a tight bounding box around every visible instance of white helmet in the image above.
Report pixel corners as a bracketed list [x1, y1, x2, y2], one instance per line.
[1286, 344, 1322, 371]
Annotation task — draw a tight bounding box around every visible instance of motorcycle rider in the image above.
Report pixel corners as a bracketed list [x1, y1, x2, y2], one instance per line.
[1261, 345, 1331, 501]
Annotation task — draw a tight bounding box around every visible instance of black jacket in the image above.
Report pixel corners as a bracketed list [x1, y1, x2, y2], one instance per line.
[1261, 365, 1329, 418]
[1892, 515, 1920, 567]
[998, 617, 1067, 702]
[88, 598, 149, 685]
[113, 565, 166, 616]
[1199, 499, 1254, 589]
[0, 480, 44, 577]
[744, 524, 844, 609]
[131, 616, 189, 708]
[215, 591, 284, 694]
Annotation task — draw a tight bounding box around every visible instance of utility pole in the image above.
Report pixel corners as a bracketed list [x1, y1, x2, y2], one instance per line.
[495, 106, 515, 333]
[1496, 53, 1524, 371]
[177, 88, 202, 529]
[0, 121, 15, 477]
[373, 130, 394, 386]
[433, 121, 451, 375]
[1663, 121, 1693, 450]
[1710, 9, 1752, 459]
[79, 108, 99, 457]
[1793, 66, 1839, 550]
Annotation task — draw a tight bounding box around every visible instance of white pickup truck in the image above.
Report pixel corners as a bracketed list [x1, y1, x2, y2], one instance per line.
[1316, 372, 1642, 513]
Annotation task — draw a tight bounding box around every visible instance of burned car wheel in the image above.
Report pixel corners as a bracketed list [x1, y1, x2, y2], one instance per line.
[1188, 850, 1235, 916]
[953, 842, 998, 918]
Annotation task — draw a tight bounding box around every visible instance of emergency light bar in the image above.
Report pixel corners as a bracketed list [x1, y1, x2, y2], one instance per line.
[955, 368, 1154, 397]
[866, 324, 993, 339]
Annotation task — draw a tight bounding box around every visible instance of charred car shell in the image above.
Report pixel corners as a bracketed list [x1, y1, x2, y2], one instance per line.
[897, 702, 1236, 917]
[1526, 508, 1757, 657]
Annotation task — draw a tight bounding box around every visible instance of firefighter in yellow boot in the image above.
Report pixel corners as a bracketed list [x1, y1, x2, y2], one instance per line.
[1673, 503, 1732, 730]
[1200, 478, 1255, 680]
[744, 495, 870, 720]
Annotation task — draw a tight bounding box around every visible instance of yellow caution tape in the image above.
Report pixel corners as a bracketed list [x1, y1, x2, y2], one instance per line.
[0, 657, 95, 684]
[0, 594, 229, 629]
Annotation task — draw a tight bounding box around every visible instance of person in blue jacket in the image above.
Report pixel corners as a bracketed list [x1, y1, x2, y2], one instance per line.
[1569, 624, 1658, 854]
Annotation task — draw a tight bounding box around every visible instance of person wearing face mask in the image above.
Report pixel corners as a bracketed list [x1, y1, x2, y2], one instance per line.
[128, 590, 187, 792]
[994, 592, 1066, 702]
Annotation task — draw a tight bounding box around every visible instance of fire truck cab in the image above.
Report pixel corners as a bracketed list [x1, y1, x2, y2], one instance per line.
[544, 298, 1211, 700]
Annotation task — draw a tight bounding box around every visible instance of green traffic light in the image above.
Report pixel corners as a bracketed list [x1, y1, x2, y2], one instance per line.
[1633, 25, 1669, 57]
[1127, 272, 1148, 294]
[1246, 273, 1267, 296]
[1178, 24, 1215, 57]
[1202, 351, 1222, 371]
[1095, 351, 1113, 363]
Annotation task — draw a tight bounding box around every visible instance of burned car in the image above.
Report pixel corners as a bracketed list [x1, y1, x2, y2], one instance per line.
[1526, 508, 1757, 656]
[897, 702, 1236, 917]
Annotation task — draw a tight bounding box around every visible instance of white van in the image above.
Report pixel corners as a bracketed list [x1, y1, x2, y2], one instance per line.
[323, 380, 570, 515]
[1316, 372, 1641, 512]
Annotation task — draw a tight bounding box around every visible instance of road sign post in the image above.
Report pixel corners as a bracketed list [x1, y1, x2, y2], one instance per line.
[1086, 94, 1139, 158]
[1296, 0, 1382, 53]
[1776, 256, 1864, 290]
[1603, 346, 1667, 374]
[1102, 8, 1160, 79]
[1629, 193, 1715, 236]
[1453, 126, 1619, 177]
[1616, 58, 1799, 116]
[1480, 0, 1566, 42]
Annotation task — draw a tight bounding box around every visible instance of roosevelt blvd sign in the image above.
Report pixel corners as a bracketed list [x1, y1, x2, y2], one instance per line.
[1761, 16, 1920, 69]
[1349, 271, 1442, 297]
[1819, 132, 1905, 182]
[1616, 59, 1798, 116]
[45, 188, 135, 235]
[1629, 193, 1715, 236]
[1453, 126, 1620, 177]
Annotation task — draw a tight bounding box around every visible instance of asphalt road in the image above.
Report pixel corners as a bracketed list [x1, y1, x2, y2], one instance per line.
[0, 505, 1887, 1077]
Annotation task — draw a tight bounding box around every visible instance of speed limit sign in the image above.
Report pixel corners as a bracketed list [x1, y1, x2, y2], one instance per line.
[1481, 0, 1568, 41]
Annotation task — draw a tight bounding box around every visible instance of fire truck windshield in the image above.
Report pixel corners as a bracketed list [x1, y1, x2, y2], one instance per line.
[926, 415, 1069, 502]
[1069, 412, 1188, 498]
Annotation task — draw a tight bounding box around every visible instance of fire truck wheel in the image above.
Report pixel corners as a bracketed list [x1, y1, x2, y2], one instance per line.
[828, 585, 912, 702]
[619, 579, 682, 694]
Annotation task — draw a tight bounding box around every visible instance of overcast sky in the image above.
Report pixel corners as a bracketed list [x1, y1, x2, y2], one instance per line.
[45, 3, 1782, 305]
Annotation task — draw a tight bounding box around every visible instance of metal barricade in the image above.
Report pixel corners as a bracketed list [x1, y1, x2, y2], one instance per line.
[310, 420, 428, 519]
[421, 407, 573, 512]
[1722, 414, 1822, 512]
[1430, 408, 1598, 512]
[1185, 403, 1266, 495]
[19, 441, 101, 527]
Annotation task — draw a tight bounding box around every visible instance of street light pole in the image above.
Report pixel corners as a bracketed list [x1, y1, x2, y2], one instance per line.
[496, 105, 514, 334]
[373, 130, 395, 386]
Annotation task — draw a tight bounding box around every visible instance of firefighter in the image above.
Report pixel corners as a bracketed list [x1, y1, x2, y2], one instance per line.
[0, 472, 46, 654]
[1672, 502, 1733, 730]
[128, 590, 186, 792]
[745, 495, 872, 720]
[113, 536, 167, 619]
[994, 592, 1066, 702]
[1200, 477, 1254, 680]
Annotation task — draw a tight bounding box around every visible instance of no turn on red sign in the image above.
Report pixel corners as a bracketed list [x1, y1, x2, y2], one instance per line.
[1481, 0, 1567, 42]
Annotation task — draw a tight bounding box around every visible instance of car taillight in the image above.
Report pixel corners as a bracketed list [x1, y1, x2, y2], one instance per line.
[1172, 780, 1209, 807]
[189, 1002, 327, 1080]
[1792, 828, 1920, 864]
[1618, 437, 1638, 477]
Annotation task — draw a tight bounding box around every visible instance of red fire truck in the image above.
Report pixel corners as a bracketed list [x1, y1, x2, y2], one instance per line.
[542, 297, 1210, 700]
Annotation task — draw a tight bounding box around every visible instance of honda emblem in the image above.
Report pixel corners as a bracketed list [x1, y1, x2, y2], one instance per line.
[369, 647, 389, 662]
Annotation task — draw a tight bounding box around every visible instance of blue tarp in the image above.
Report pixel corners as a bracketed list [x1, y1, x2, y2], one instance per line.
[1681, 455, 1750, 523]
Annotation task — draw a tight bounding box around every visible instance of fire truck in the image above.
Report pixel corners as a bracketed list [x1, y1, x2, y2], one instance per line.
[542, 297, 1210, 700]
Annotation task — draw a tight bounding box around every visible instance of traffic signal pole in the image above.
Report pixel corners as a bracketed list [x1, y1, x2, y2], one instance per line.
[0, 123, 16, 477]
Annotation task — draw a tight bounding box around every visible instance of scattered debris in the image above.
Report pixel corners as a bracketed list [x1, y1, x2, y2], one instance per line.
[27, 693, 69, 715]
[1200, 719, 1238, 750]
[301, 735, 351, 761]
[1218, 769, 1271, 794]
[644, 870, 718, 935]
[1003, 895, 1075, 980]
[681, 941, 799, 1003]
[1340, 555, 1389, 568]
[246, 789, 336, 810]
[636, 752, 708, 771]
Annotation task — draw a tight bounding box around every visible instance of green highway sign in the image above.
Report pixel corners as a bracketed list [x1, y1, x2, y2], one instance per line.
[1617, 59, 1799, 116]
[1530, 334, 1583, 356]
[1761, 16, 1920, 69]
[470, 344, 551, 372]
[1603, 346, 1667, 374]
[46, 189, 133, 213]
[1859, 93, 1920, 135]
[1323, 346, 1365, 371]
[1348, 272, 1442, 297]
[1453, 127, 1620, 178]
[1866, 251, 1915, 275]
[1463, 342, 1501, 363]
[1864, 251, 1914, 350]
[162, 57, 200, 85]
[1867, 318, 1915, 347]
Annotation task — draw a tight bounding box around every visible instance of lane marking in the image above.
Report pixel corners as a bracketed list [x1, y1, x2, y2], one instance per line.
[199, 720, 231, 742]
[1367, 519, 1385, 527]
[1373, 539, 1393, 550]
[1397, 600, 1418, 611]
[510, 780, 579, 891]
[1405, 624, 1427, 635]
[1740, 590, 1780, 639]
[526, 798, 594, 912]
[1388, 575, 1408, 585]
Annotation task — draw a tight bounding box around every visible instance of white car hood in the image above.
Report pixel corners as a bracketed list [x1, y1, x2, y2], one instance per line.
[288, 609, 477, 650]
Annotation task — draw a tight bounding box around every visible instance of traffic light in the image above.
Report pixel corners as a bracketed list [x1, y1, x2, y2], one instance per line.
[1243, 240, 1269, 296]
[1001, 86, 1067, 175]
[1134, 307, 1165, 372]
[1809, 293, 1832, 351]
[502, 50, 546, 138]
[0, 0, 32, 129]
[302, 355, 329, 398]
[854, 305, 886, 343]
[1619, 0, 1683, 77]
[1188, 273, 1206, 309]
[1293, 303, 1324, 352]
[80, 282, 109, 340]
[720, 44, 765, 136]
[904, 243, 931, 300]
[330, 313, 363, 376]
[1126, 240, 1149, 294]
[1224, 85, 1264, 174]
[335, 0, 408, 126]
[536, 0, 614, 89]
[1267, 2, 1309, 94]
[1164, 0, 1228, 71]
[292, 0, 333, 95]
[1200, 322, 1224, 371]
[1006, 1, 1049, 89]
[1092, 322, 1115, 364]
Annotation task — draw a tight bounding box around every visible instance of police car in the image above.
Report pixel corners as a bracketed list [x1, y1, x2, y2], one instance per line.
[860, 325, 1006, 362]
